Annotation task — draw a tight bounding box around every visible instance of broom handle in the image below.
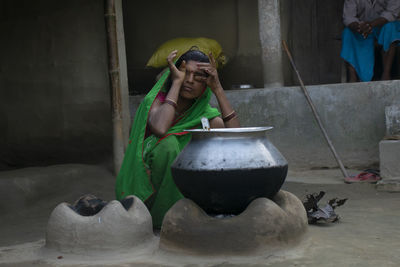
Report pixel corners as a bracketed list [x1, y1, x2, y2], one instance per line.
[282, 40, 349, 178]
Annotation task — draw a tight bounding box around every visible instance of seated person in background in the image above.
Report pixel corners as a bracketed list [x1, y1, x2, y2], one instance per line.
[341, 0, 400, 82]
[115, 48, 240, 228]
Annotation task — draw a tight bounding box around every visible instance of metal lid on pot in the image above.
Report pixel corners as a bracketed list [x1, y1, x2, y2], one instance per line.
[185, 126, 273, 133]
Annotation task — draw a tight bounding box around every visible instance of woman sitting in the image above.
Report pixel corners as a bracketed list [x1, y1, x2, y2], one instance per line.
[115, 48, 240, 228]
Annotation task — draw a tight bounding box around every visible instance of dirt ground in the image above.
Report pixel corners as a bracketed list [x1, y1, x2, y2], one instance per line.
[0, 164, 399, 266]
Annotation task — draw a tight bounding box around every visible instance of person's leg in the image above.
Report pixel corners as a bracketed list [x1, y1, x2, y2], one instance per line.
[341, 27, 375, 82]
[377, 21, 400, 80]
[381, 42, 398, 80]
[145, 135, 184, 228]
[346, 62, 359, 82]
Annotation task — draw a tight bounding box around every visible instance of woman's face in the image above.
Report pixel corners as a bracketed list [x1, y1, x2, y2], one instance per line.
[179, 60, 208, 100]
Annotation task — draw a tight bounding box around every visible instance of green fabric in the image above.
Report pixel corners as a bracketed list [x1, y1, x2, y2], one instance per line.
[115, 69, 220, 228]
[144, 134, 186, 227]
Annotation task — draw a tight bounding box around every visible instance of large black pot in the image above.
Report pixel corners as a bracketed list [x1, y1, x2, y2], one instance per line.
[171, 127, 288, 214]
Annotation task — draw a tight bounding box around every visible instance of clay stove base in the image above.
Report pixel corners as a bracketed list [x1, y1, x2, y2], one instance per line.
[160, 190, 308, 255]
[45, 195, 154, 254]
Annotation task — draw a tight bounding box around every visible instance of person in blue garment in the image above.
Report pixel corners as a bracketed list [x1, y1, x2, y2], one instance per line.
[341, 0, 400, 82]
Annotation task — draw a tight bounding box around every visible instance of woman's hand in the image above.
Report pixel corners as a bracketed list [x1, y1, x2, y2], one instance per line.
[167, 50, 186, 84]
[196, 53, 223, 94]
[197, 53, 240, 128]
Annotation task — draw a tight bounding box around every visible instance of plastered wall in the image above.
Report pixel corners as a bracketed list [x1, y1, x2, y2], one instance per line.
[0, 0, 112, 168]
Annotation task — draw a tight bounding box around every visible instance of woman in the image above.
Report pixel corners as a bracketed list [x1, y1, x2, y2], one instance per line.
[116, 48, 240, 228]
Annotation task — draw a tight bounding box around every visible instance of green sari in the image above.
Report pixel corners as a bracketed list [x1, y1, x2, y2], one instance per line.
[115, 69, 220, 228]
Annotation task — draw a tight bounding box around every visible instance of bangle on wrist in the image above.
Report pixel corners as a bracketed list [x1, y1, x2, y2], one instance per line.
[165, 98, 177, 109]
[222, 110, 237, 122]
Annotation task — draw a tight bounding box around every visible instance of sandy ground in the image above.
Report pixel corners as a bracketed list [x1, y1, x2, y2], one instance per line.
[0, 164, 399, 266]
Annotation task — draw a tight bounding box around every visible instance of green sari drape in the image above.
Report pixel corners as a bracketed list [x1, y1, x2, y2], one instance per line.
[115, 69, 220, 227]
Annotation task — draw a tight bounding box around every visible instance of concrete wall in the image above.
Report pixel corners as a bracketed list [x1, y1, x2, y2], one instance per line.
[0, 0, 112, 169]
[123, 0, 264, 94]
[130, 80, 400, 170]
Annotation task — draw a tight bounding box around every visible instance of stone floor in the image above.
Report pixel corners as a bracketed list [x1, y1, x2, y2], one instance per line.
[0, 164, 399, 266]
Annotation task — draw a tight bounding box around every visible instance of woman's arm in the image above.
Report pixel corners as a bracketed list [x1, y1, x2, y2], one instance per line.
[212, 85, 240, 128]
[197, 53, 240, 128]
[148, 50, 186, 136]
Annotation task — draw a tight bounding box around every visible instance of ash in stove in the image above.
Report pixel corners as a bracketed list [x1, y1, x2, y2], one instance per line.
[68, 194, 134, 216]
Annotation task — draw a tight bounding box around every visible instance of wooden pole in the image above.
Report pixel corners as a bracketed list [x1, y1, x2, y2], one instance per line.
[105, 0, 124, 175]
[282, 40, 349, 178]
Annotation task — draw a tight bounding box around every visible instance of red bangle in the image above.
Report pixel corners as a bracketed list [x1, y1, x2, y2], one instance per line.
[165, 98, 177, 109]
[223, 110, 237, 122]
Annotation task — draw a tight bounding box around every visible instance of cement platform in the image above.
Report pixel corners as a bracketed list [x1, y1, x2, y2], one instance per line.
[0, 164, 399, 266]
